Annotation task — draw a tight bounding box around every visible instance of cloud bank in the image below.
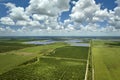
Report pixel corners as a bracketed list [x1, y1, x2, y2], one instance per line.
[0, 0, 120, 36]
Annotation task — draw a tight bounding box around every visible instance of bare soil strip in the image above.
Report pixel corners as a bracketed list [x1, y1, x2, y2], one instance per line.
[84, 46, 90, 80]
[92, 68, 94, 80]
[41, 56, 87, 62]
[84, 59, 89, 80]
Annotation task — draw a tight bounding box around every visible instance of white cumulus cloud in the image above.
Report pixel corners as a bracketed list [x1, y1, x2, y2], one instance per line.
[26, 0, 70, 16]
[0, 0, 120, 36]
[5, 3, 30, 21]
[0, 17, 15, 25]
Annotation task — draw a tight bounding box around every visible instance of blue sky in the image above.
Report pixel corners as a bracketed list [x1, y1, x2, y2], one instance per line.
[0, 0, 120, 36]
[61, 0, 117, 22]
[0, 0, 117, 22]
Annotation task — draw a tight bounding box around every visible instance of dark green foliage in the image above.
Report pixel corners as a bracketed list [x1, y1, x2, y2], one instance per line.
[0, 43, 89, 80]
[87, 51, 92, 80]
[0, 58, 87, 80]
[19, 57, 38, 66]
[48, 46, 89, 59]
[105, 42, 120, 47]
[0, 42, 36, 53]
[87, 40, 92, 80]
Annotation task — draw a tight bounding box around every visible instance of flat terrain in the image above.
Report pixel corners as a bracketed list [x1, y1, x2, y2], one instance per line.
[0, 41, 36, 53]
[1, 38, 120, 80]
[48, 46, 88, 59]
[0, 40, 68, 75]
[0, 46, 89, 80]
[92, 40, 120, 80]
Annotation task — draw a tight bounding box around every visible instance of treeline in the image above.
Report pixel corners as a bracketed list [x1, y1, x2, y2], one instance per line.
[0, 42, 36, 53]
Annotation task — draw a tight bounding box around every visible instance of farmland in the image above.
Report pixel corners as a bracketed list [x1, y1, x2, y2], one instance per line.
[0, 39, 68, 75]
[92, 40, 120, 80]
[1, 37, 120, 80]
[48, 46, 88, 59]
[0, 43, 89, 80]
[0, 40, 36, 53]
[0, 57, 87, 80]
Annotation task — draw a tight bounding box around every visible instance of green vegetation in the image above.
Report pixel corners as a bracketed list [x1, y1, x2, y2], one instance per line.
[92, 40, 120, 80]
[0, 54, 33, 75]
[92, 40, 120, 47]
[87, 41, 92, 80]
[48, 46, 89, 59]
[0, 41, 36, 53]
[4, 38, 120, 80]
[0, 41, 68, 75]
[0, 45, 89, 80]
[0, 57, 86, 80]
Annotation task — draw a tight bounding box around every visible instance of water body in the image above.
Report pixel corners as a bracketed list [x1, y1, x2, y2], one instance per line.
[64, 39, 83, 43]
[64, 39, 90, 47]
[24, 40, 56, 45]
[24, 39, 90, 47]
[69, 43, 90, 47]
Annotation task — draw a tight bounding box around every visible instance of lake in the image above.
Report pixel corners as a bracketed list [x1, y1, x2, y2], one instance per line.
[24, 40, 56, 45]
[24, 39, 90, 47]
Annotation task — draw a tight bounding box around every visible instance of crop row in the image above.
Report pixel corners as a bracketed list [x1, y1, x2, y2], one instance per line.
[48, 46, 89, 59]
[0, 57, 87, 80]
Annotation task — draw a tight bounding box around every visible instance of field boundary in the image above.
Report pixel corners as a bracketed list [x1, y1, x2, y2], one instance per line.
[92, 68, 94, 80]
[91, 40, 94, 80]
[84, 57, 89, 80]
[84, 41, 91, 80]
[41, 56, 87, 61]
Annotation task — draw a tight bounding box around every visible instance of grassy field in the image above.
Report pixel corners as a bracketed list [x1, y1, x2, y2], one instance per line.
[92, 40, 120, 80]
[0, 46, 89, 80]
[0, 58, 86, 80]
[0, 41, 68, 75]
[48, 46, 88, 59]
[0, 41, 36, 53]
